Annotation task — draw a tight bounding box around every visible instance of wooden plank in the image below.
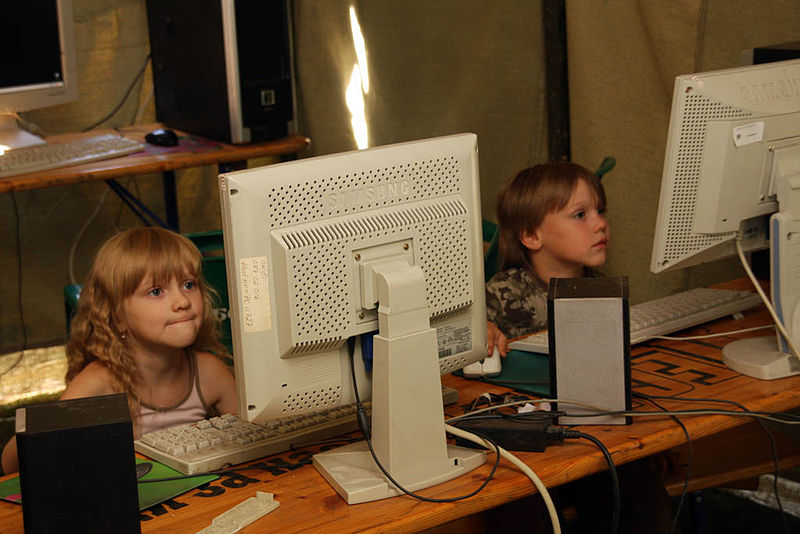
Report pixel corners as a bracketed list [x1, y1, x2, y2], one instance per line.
[0, 279, 797, 532]
[0, 124, 310, 193]
[663, 422, 800, 496]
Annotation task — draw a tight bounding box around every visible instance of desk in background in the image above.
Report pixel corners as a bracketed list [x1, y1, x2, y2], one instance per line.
[0, 124, 310, 230]
[0, 279, 798, 533]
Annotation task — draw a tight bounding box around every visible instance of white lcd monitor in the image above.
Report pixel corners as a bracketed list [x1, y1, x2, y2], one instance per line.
[219, 133, 488, 503]
[651, 58, 800, 379]
[0, 0, 78, 150]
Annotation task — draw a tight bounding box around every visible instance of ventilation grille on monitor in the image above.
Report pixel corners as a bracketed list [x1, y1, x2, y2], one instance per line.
[281, 384, 341, 413]
[658, 92, 752, 267]
[281, 200, 472, 348]
[267, 156, 461, 228]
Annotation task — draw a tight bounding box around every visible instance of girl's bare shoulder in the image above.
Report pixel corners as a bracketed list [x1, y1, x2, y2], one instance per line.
[195, 351, 238, 415]
[61, 361, 117, 399]
[195, 351, 233, 375]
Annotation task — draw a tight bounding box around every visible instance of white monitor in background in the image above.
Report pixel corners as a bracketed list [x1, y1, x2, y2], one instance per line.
[651, 58, 800, 379]
[219, 133, 488, 503]
[0, 0, 78, 150]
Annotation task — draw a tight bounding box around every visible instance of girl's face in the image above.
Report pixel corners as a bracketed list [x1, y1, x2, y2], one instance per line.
[119, 272, 204, 357]
[523, 179, 609, 279]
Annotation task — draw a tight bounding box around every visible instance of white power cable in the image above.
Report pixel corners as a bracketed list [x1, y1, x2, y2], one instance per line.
[68, 187, 111, 285]
[652, 324, 775, 341]
[445, 424, 560, 534]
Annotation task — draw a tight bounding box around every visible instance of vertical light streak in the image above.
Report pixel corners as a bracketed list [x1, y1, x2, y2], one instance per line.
[349, 6, 369, 94]
[346, 5, 369, 148]
[346, 65, 368, 149]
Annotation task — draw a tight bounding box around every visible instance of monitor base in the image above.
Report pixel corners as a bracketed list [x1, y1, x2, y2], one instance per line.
[313, 440, 486, 504]
[0, 114, 45, 151]
[722, 335, 800, 380]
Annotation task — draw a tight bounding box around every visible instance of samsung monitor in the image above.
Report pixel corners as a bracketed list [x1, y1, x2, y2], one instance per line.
[651, 58, 800, 379]
[0, 0, 78, 151]
[219, 133, 488, 503]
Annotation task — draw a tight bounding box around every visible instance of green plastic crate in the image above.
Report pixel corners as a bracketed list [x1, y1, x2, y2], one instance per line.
[185, 230, 232, 355]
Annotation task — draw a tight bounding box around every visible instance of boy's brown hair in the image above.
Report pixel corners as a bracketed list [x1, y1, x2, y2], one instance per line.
[496, 162, 606, 272]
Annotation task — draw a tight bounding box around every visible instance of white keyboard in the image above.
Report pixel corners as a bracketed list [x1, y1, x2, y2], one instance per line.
[134, 386, 459, 475]
[135, 404, 367, 475]
[0, 134, 145, 178]
[510, 287, 764, 353]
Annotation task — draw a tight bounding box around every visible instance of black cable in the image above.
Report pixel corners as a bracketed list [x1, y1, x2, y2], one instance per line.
[637, 393, 790, 534]
[566, 430, 620, 534]
[0, 192, 27, 381]
[346, 337, 368, 436]
[556, 407, 800, 422]
[636, 394, 693, 534]
[555, 397, 792, 533]
[82, 54, 151, 132]
[455, 412, 562, 425]
[481, 377, 551, 387]
[495, 410, 562, 423]
[346, 336, 501, 502]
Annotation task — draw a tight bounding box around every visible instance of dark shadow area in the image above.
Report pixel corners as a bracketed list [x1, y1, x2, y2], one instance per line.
[673, 488, 800, 534]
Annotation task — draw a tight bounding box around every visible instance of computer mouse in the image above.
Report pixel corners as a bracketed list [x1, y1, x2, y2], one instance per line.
[145, 128, 179, 147]
[136, 461, 153, 479]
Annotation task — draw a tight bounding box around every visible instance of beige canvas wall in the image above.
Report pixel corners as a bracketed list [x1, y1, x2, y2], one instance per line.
[2, 0, 800, 352]
[3, 0, 550, 351]
[567, 0, 800, 303]
[292, 0, 549, 220]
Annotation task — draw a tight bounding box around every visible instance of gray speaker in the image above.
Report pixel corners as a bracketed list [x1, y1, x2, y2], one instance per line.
[548, 277, 631, 425]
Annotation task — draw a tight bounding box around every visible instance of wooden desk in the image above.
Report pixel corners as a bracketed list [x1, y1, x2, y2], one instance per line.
[0, 124, 310, 229]
[0, 280, 798, 533]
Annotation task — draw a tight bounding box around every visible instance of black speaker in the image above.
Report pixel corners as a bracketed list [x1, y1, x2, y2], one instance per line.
[750, 41, 800, 66]
[146, 0, 295, 144]
[548, 277, 631, 426]
[16, 393, 140, 534]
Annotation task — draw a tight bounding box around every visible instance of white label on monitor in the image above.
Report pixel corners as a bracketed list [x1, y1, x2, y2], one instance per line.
[732, 122, 764, 147]
[436, 320, 472, 358]
[239, 257, 272, 332]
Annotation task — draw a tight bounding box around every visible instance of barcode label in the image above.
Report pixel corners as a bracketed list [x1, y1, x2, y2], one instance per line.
[436, 320, 472, 359]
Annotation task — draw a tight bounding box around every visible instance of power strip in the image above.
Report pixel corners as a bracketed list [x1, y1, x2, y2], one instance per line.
[451, 417, 557, 452]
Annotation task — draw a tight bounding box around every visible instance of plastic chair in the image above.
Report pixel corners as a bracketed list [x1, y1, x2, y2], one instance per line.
[596, 156, 616, 179]
[184, 230, 232, 354]
[483, 219, 501, 282]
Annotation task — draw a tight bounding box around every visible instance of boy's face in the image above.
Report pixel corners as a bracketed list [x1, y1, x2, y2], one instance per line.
[522, 179, 609, 279]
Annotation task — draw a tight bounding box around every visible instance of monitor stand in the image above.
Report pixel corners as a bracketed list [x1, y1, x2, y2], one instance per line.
[723, 336, 800, 379]
[313, 263, 486, 504]
[723, 208, 800, 380]
[0, 113, 46, 151]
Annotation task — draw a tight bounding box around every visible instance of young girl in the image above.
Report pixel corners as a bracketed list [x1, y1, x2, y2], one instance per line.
[1, 227, 238, 474]
[486, 161, 608, 353]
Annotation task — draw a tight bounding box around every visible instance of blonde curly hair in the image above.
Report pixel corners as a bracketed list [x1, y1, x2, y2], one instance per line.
[66, 227, 229, 416]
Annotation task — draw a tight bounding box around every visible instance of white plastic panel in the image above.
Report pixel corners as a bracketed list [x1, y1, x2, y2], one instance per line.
[219, 134, 486, 422]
